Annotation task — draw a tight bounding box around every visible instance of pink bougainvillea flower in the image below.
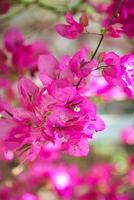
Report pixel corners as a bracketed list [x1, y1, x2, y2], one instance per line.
[18, 77, 39, 109]
[70, 48, 96, 78]
[4, 28, 24, 52]
[128, 169, 134, 186]
[38, 54, 60, 86]
[102, 52, 134, 96]
[121, 54, 134, 95]
[0, 29, 50, 105]
[87, 72, 131, 102]
[20, 193, 39, 200]
[78, 163, 131, 200]
[4, 28, 49, 71]
[0, 0, 10, 15]
[12, 40, 50, 71]
[0, 74, 105, 159]
[99, 0, 134, 37]
[120, 124, 134, 145]
[87, 164, 115, 185]
[106, 23, 123, 38]
[102, 52, 125, 87]
[55, 11, 85, 39]
[0, 44, 105, 160]
[38, 48, 97, 91]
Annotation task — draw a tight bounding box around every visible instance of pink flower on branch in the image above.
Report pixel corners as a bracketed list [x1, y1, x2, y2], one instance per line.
[120, 124, 134, 145]
[95, 0, 134, 38]
[4, 28, 50, 71]
[55, 12, 89, 39]
[0, 71, 105, 160]
[102, 52, 134, 97]
[106, 23, 123, 38]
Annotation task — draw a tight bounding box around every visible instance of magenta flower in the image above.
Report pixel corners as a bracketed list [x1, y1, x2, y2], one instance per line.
[106, 23, 123, 38]
[18, 77, 39, 109]
[88, 70, 131, 102]
[100, 0, 134, 38]
[4, 28, 49, 71]
[102, 52, 134, 96]
[38, 54, 60, 86]
[55, 12, 85, 39]
[121, 54, 134, 96]
[0, 73, 105, 159]
[120, 124, 134, 145]
[38, 48, 97, 90]
[12, 41, 49, 71]
[70, 48, 96, 78]
[0, 0, 10, 15]
[4, 28, 24, 52]
[20, 193, 39, 200]
[128, 169, 134, 186]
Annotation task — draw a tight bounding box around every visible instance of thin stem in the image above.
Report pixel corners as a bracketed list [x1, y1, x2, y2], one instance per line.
[108, 0, 124, 26]
[92, 65, 105, 71]
[91, 34, 104, 60]
[91, 0, 124, 60]
[92, 64, 114, 72]
[82, 32, 102, 36]
[75, 0, 123, 89]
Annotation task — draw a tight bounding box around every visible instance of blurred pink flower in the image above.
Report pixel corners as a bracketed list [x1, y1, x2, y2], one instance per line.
[0, 0, 10, 15]
[98, 0, 134, 37]
[55, 12, 85, 39]
[102, 52, 134, 97]
[120, 124, 134, 145]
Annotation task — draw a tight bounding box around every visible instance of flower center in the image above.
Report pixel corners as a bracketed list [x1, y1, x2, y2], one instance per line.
[74, 106, 80, 112]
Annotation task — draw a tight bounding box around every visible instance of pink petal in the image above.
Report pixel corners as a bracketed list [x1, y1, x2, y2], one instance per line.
[67, 136, 89, 156]
[4, 28, 24, 52]
[38, 54, 59, 85]
[18, 77, 39, 106]
[65, 11, 77, 25]
[55, 24, 81, 39]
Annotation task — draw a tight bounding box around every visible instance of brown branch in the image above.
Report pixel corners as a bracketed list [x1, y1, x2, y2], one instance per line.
[75, 0, 123, 89]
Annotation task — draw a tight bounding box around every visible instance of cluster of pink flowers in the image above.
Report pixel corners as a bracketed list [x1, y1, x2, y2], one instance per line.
[0, 28, 49, 102]
[55, 13, 134, 99]
[0, 2, 134, 199]
[0, 10, 134, 162]
[0, 41, 106, 161]
[101, 52, 134, 98]
[88, 52, 134, 101]
[1, 28, 49, 74]
[55, 11, 89, 39]
[95, 0, 134, 38]
[0, 150, 134, 200]
[121, 124, 134, 145]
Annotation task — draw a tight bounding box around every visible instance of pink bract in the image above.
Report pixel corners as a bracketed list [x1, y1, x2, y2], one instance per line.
[120, 124, 134, 145]
[55, 12, 84, 39]
[102, 52, 134, 97]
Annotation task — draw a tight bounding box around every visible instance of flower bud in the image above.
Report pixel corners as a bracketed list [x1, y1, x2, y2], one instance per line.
[79, 14, 89, 27]
[98, 52, 106, 62]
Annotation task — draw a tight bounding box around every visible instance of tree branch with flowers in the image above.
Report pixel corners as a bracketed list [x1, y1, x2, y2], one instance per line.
[0, 0, 134, 199]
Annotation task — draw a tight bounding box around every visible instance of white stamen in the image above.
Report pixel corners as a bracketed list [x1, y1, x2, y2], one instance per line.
[74, 106, 80, 112]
